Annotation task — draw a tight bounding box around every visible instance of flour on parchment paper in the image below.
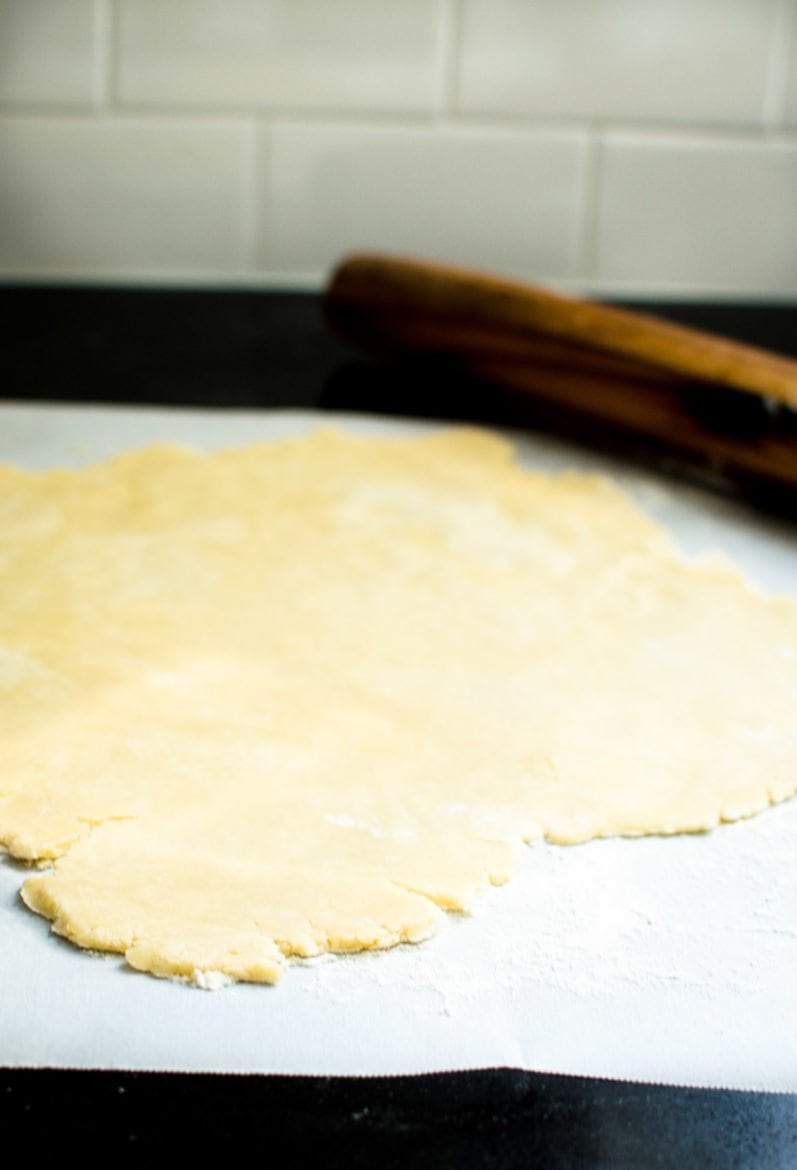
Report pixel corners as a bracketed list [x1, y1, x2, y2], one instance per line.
[2, 426, 796, 989]
[297, 801, 797, 1018]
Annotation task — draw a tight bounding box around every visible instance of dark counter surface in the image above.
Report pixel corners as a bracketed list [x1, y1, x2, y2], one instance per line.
[3, 285, 796, 415]
[1, 285, 796, 1169]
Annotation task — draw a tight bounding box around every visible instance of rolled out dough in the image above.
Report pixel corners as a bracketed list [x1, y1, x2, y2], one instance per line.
[1, 427, 795, 986]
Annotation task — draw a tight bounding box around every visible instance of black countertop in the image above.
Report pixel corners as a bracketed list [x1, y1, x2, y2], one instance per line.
[3, 285, 796, 418]
[1, 286, 796, 1169]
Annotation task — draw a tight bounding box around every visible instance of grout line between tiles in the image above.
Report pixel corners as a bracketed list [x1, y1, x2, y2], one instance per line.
[0, 109, 795, 162]
[0, 102, 791, 144]
[0, 109, 268, 134]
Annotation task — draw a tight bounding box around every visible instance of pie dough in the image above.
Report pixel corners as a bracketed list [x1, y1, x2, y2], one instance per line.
[1, 427, 796, 986]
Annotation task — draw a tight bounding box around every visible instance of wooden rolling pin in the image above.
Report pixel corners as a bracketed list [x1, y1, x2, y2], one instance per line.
[323, 253, 797, 500]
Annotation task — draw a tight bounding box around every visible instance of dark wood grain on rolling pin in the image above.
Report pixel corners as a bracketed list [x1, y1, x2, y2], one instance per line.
[323, 254, 797, 500]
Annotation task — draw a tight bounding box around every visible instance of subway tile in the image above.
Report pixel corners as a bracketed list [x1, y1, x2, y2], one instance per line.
[0, 0, 96, 105]
[785, 1, 797, 127]
[117, 0, 441, 114]
[257, 124, 587, 283]
[0, 118, 249, 277]
[594, 133, 797, 293]
[459, 0, 775, 126]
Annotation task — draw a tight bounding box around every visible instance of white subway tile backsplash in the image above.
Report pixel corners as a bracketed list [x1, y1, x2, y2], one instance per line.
[0, 2, 793, 294]
[257, 124, 587, 283]
[785, 0, 797, 126]
[0, 118, 249, 277]
[116, 0, 442, 114]
[594, 134, 797, 294]
[458, 0, 776, 126]
[0, 0, 96, 106]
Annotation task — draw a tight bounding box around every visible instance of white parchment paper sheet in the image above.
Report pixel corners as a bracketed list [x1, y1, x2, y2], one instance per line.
[1, 403, 795, 1089]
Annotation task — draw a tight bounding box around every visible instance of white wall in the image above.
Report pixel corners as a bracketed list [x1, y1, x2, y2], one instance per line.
[1, 0, 795, 297]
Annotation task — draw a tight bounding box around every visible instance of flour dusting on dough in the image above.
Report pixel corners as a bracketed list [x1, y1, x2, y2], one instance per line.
[0, 427, 796, 986]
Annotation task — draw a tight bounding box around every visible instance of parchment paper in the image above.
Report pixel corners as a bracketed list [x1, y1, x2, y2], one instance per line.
[1, 403, 795, 1090]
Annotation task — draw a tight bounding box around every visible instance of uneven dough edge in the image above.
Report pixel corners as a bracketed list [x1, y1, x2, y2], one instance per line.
[1, 426, 796, 986]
